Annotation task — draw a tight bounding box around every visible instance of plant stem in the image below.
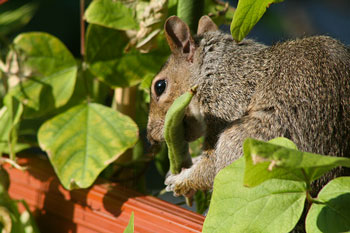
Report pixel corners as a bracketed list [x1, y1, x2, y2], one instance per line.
[80, 0, 93, 103]
[302, 168, 325, 206]
[301, 168, 311, 191]
[113, 87, 137, 118]
[0, 157, 26, 170]
[80, 0, 85, 58]
[305, 190, 324, 206]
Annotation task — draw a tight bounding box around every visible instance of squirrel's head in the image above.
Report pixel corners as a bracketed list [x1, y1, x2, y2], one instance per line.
[147, 15, 218, 145]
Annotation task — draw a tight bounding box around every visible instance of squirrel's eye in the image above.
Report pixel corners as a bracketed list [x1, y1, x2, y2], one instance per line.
[154, 79, 167, 97]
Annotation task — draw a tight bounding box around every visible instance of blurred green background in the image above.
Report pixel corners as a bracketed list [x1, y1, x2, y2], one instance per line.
[1, 0, 349, 58]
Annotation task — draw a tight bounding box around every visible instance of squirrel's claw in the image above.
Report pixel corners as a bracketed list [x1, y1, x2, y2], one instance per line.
[165, 169, 194, 197]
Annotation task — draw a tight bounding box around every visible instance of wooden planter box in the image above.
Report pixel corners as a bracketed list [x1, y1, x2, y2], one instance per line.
[3, 156, 205, 233]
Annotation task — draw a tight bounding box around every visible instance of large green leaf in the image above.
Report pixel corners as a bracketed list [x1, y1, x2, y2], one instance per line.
[85, 0, 138, 31]
[85, 24, 132, 87]
[244, 137, 305, 187]
[9, 32, 77, 117]
[202, 157, 306, 233]
[230, 0, 284, 42]
[306, 177, 350, 233]
[243, 138, 350, 187]
[38, 103, 138, 189]
[85, 24, 168, 87]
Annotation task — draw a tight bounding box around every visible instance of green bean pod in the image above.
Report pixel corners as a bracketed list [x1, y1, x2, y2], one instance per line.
[164, 86, 197, 174]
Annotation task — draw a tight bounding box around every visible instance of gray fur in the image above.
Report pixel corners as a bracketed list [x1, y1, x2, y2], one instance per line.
[147, 16, 350, 199]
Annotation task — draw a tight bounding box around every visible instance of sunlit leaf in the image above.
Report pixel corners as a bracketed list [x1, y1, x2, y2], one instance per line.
[85, 0, 138, 31]
[203, 157, 306, 233]
[243, 138, 350, 187]
[38, 103, 138, 189]
[86, 24, 168, 87]
[306, 177, 350, 233]
[230, 0, 284, 42]
[9, 32, 77, 118]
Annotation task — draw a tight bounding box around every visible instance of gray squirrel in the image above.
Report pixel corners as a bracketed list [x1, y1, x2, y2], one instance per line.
[147, 15, 350, 197]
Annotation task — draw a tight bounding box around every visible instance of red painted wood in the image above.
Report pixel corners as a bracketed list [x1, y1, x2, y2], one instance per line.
[4, 156, 205, 233]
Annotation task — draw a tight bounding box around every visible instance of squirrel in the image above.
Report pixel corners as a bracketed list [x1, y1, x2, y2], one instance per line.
[147, 15, 350, 198]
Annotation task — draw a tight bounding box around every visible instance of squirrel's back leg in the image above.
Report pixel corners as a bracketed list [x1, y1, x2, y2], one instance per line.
[214, 107, 281, 174]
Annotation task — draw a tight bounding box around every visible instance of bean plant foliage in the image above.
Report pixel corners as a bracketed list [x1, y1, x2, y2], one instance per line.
[230, 0, 285, 42]
[203, 138, 350, 233]
[0, 0, 234, 232]
[0, 0, 234, 190]
[1, 0, 349, 233]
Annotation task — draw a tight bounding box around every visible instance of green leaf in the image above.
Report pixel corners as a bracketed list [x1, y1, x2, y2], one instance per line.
[268, 137, 298, 150]
[85, 24, 133, 87]
[139, 73, 153, 91]
[3, 94, 23, 160]
[123, 212, 134, 233]
[177, 0, 204, 33]
[168, 0, 178, 9]
[86, 24, 167, 87]
[38, 103, 138, 189]
[0, 2, 37, 36]
[85, 0, 138, 31]
[230, 0, 284, 42]
[9, 32, 77, 118]
[306, 177, 350, 233]
[0, 106, 12, 155]
[167, 0, 178, 16]
[243, 138, 350, 187]
[117, 51, 166, 86]
[202, 157, 306, 233]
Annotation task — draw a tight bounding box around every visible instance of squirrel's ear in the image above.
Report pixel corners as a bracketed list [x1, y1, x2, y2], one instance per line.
[197, 16, 218, 35]
[164, 16, 195, 60]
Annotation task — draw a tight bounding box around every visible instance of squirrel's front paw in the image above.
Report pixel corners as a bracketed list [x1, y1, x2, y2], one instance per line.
[165, 169, 195, 197]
